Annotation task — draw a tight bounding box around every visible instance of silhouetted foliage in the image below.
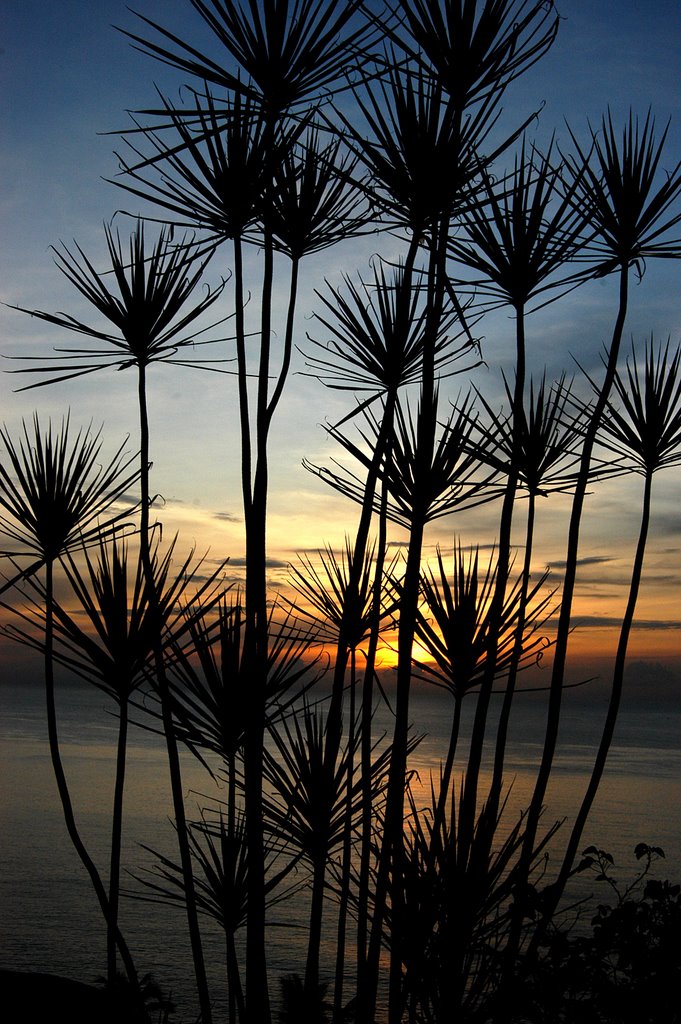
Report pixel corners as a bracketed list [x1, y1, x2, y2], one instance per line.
[2, 3, 680, 1023]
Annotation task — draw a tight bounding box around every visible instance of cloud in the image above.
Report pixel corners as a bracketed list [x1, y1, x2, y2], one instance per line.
[546, 614, 681, 631]
[213, 510, 241, 523]
[228, 556, 288, 569]
[651, 514, 681, 538]
[289, 546, 338, 555]
[640, 571, 681, 585]
[573, 575, 636, 589]
[549, 555, 615, 570]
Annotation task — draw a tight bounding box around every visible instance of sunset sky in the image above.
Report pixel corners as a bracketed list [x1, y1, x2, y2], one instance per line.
[1, 0, 680, 689]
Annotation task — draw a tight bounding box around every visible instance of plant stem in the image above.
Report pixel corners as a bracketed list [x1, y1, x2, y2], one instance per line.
[511, 264, 630, 959]
[137, 363, 213, 1024]
[333, 648, 357, 1022]
[489, 488, 537, 811]
[108, 695, 129, 985]
[534, 466, 653, 945]
[44, 559, 138, 985]
[458, 304, 525, 867]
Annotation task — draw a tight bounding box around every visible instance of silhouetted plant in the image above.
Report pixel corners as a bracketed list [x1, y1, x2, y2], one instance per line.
[262, 702, 394, 998]
[288, 539, 379, 649]
[6, 221, 228, 389]
[386, 1, 559, 110]
[448, 137, 591, 886]
[511, 111, 681, 976]
[7, 217, 232, 1020]
[134, 807, 302, 1024]
[462, 372, 587, 822]
[120, 0, 374, 118]
[5, 4, 681, 1023]
[511, 845, 681, 1024]
[97, 971, 176, 1024]
[0, 416, 140, 986]
[4, 532, 228, 986]
[0, 416, 138, 579]
[449, 140, 590, 313]
[533, 340, 681, 941]
[411, 544, 553, 799]
[277, 971, 331, 1024]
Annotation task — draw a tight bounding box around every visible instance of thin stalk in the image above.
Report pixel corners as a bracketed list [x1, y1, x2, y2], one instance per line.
[387, 507, 427, 1023]
[332, 647, 357, 1022]
[227, 929, 246, 1024]
[226, 749, 241, 1024]
[511, 264, 630, 955]
[325, 232, 422, 792]
[356, 454, 391, 1004]
[233, 234, 253, 517]
[265, 255, 301, 428]
[458, 304, 525, 868]
[137, 363, 213, 1024]
[108, 695, 129, 985]
[305, 850, 329, 995]
[256, 228, 275, 450]
[439, 693, 464, 817]
[242, 224, 275, 1024]
[323, 387, 398, 784]
[383, 223, 448, 1024]
[534, 465, 653, 943]
[489, 489, 537, 809]
[43, 559, 138, 984]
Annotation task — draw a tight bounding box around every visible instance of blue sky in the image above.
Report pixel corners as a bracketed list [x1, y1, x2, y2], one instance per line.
[1, 1, 680, 680]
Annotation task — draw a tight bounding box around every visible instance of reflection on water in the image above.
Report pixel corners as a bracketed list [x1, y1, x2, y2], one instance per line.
[1, 679, 679, 1019]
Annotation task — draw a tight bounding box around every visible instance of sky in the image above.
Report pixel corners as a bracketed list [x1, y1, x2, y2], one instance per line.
[1, 0, 680, 693]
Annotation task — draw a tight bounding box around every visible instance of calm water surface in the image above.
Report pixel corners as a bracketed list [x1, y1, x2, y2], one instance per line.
[1, 678, 679, 1020]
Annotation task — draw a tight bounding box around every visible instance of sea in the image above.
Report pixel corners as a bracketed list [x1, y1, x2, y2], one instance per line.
[1, 676, 679, 1021]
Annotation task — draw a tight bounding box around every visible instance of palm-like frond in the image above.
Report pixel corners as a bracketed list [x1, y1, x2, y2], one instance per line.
[563, 110, 681, 277]
[411, 545, 553, 697]
[303, 261, 473, 400]
[264, 606, 325, 706]
[469, 374, 588, 495]
[3, 537, 229, 702]
[385, 395, 502, 525]
[449, 141, 590, 309]
[334, 63, 496, 235]
[385, 0, 559, 109]
[313, 394, 502, 527]
[262, 704, 394, 867]
[263, 704, 354, 867]
[116, 88, 279, 242]
[120, 0, 374, 116]
[0, 416, 139, 567]
[4, 538, 149, 699]
[288, 538, 379, 648]
[161, 596, 322, 769]
[597, 339, 681, 474]
[266, 129, 370, 259]
[133, 809, 299, 934]
[60, 539, 227, 695]
[7, 221, 229, 390]
[164, 597, 247, 766]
